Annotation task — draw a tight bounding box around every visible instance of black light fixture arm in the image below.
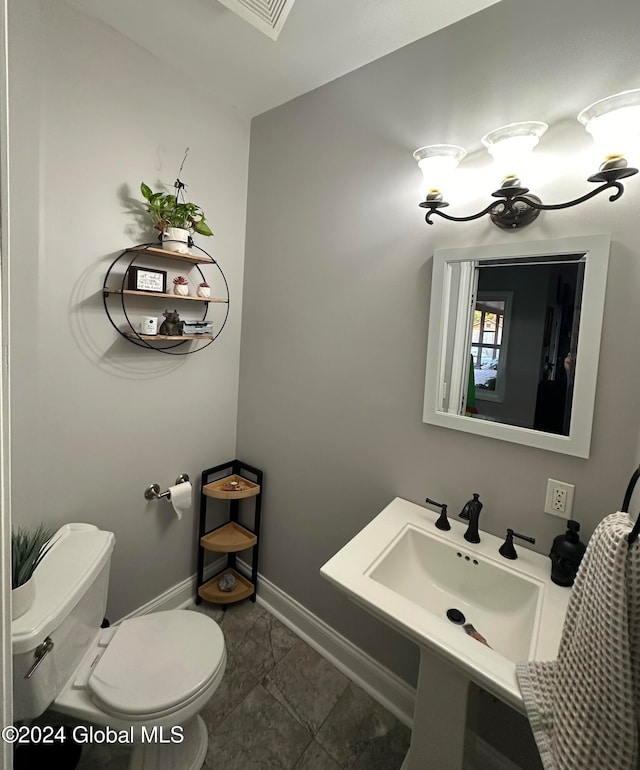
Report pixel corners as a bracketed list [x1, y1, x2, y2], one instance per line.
[421, 199, 502, 226]
[420, 165, 637, 229]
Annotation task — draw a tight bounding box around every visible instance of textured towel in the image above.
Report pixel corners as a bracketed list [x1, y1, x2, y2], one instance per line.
[516, 512, 640, 770]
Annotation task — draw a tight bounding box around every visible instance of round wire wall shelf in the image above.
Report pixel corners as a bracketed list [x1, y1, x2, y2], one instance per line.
[102, 241, 230, 355]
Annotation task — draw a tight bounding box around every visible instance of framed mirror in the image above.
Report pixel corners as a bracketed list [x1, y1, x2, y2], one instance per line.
[423, 234, 610, 457]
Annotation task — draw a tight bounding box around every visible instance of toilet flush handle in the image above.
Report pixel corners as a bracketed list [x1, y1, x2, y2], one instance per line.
[24, 636, 54, 679]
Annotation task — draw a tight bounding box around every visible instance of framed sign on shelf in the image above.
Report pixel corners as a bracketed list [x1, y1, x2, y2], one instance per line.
[127, 266, 167, 293]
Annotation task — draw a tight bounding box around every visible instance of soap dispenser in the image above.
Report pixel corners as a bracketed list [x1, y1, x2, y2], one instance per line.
[549, 520, 586, 587]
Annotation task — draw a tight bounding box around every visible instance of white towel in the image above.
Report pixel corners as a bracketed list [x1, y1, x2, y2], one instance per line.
[516, 512, 640, 770]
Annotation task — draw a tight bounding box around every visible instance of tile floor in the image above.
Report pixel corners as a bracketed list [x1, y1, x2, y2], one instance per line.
[35, 600, 411, 770]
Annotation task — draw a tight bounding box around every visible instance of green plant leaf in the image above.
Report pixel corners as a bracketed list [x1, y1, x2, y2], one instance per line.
[194, 220, 213, 236]
[12, 524, 55, 589]
[139, 181, 212, 234]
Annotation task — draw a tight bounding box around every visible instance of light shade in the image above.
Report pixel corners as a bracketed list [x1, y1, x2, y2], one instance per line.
[578, 88, 640, 161]
[481, 121, 548, 177]
[413, 144, 467, 193]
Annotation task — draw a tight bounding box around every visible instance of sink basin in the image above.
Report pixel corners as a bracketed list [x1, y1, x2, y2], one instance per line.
[321, 497, 570, 711]
[368, 524, 542, 662]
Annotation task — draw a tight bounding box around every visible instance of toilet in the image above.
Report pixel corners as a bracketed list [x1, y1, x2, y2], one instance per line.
[12, 523, 226, 770]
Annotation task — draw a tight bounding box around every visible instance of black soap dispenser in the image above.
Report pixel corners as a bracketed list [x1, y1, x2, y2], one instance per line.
[549, 520, 586, 587]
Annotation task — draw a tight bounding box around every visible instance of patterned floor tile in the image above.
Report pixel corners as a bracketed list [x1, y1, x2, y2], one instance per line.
[351, 721, 411, 770]
[204, 684, 311, 770]
[294, 740, 343, 770]
[219, 599, 300, 663]
[315, 683, 401, 769]
[264, 642, 350, 734]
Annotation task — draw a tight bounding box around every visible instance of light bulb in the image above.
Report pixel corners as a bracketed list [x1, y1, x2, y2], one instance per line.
[413, 144, 466, 198]
[578, 88, 640, 165]
[481, 122, 547, 180]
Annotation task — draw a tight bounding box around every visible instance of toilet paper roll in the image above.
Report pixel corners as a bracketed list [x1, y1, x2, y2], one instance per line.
[168, 481, 192, 521]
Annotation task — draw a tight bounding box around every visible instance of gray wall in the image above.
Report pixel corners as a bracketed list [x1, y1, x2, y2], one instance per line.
[238, 0, 640, 686]
[8, 0, 250, 620]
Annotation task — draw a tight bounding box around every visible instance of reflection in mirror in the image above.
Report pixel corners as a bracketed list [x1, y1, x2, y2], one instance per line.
[424, 236, 610, 457]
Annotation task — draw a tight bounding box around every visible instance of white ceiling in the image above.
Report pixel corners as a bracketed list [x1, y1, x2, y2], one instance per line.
[64, 0, 500, 118]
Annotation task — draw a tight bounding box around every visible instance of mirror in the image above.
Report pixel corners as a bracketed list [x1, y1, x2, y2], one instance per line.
[423, 235, 610, 457]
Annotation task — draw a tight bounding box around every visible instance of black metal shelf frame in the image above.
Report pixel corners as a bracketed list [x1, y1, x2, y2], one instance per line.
[102, 241, 230, 355]
[196, 459, 263, 604]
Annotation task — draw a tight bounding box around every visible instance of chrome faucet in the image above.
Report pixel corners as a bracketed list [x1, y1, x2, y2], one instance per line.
[459, 493, 483, 543]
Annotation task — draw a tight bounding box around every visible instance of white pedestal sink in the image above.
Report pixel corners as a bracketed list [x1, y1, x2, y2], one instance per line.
[321, 497, 570, 769]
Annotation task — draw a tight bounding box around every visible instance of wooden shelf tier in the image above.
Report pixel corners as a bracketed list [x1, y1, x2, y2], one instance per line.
[125, 245, 214, 264]
[198, 568, 254, 604]
[105, 288, 228, 303]
[203, 474, 261, 500]
[201, 522, 257, 553]
[124, 332, 213, 341]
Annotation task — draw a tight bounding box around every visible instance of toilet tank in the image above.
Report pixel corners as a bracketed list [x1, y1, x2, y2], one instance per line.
[12, 523, 115, 721]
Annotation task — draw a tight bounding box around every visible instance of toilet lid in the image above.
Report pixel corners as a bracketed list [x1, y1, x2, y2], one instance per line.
[88, 610, 225, 717]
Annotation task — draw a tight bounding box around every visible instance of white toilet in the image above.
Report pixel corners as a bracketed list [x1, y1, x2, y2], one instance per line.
[12, 523, 226, 770]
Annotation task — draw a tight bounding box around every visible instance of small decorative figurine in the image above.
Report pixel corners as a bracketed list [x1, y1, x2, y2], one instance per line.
[158, 309, 184, 336]
[222, 480, 247, 492]
[218, 572, 237, 592]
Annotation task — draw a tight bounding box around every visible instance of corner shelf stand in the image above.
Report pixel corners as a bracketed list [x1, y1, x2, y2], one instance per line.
[196, 459, 263, 606]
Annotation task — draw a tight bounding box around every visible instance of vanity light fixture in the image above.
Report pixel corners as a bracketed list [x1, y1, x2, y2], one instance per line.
[414, 88, 640, 229]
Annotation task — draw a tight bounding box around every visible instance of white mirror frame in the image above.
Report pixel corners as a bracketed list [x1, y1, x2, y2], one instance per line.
[423, 234, 610, 458]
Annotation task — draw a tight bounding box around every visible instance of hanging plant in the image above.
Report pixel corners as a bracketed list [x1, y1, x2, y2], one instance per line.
[140, 149, 214, 237]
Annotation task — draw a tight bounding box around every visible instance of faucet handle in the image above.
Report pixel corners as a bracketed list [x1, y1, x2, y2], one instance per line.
[499, 528, 536, 560]
[425, 497, 451, 531]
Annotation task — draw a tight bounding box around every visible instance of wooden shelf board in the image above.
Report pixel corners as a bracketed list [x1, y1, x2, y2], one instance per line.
[198, 568, 254, 605]
[105, 288, 227, 303]
[203, 474, 260, 500]
[125, 245, 214, 264]
[201, 522, 257, 553]
[124, 332, 213, 341]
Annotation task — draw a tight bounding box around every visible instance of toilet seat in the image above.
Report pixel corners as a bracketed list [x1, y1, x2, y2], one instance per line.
[87, 610, 225, 720]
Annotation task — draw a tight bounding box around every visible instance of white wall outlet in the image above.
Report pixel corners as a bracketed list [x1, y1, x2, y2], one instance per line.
[544, 478, 575, 518]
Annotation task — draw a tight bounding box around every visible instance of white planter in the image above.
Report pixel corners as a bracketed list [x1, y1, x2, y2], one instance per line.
[197, 285, 211, 298]
[173, 283, 189, 296]
[12, 578, 35, 620]
[162, 227, 191, 254]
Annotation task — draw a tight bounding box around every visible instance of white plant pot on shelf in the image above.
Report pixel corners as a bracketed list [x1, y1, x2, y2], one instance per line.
[197, 286, 211, 298]
[12, 578, 35, 620]
[162, 227, 191, 254]
[173, 283, 189, 296]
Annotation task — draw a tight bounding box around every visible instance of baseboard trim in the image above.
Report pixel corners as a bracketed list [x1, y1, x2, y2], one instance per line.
[116, 557, 226, 622]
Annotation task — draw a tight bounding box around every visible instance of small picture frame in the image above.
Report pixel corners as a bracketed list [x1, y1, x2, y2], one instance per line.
[127, 266, 167, 294]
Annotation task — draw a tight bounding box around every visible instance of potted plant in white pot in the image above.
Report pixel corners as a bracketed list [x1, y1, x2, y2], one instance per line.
[12, 524, 54, 620]
[173, 275, 189, 296]
[140, 181, 213, 254]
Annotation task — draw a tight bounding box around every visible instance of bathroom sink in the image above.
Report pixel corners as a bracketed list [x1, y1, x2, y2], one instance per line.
[368, 524, 542, 662]
[321, 497, 570, 711]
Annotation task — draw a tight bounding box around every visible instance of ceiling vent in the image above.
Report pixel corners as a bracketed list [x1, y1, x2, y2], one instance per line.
[216, 0, 297, 40]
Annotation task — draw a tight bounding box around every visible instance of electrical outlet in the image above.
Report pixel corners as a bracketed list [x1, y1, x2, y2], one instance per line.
[544, 478, 575, 518]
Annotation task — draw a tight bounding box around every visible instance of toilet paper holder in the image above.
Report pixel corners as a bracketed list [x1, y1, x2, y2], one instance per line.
[144, 474, 190, 501]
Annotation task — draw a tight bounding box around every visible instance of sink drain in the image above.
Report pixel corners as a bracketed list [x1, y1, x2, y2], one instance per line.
[446, 608, 466, 625]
